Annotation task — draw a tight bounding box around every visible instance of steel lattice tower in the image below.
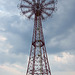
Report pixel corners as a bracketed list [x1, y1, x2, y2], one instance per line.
[18, 0, 57, 75]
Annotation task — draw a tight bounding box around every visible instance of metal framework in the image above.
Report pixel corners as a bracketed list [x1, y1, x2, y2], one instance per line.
[18, 0, 57, 75]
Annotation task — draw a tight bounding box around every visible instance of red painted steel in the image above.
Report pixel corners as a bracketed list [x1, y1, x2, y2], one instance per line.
[26, 15, 51, 75]
[18, 0, 57, 75]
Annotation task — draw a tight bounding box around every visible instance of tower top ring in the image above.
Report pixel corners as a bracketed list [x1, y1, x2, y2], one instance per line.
[18, 0, 57, 20]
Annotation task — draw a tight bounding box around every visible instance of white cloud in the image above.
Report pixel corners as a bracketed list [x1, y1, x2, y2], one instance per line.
[53, 71, 75, 75]
[0, 35, 13, 53]
[0, 28, 6, 31]
[54, 52, 75, 64]
[0, 10, 11, 17]
[0, 54, 29, 74]
[6, 44, 13, 49]
[0, 0, 19, 16]
[48, 52, 75, 72]
[0, 51, 29, 64]
[0, 35, 7, 41]
[0, 64, 24, 75]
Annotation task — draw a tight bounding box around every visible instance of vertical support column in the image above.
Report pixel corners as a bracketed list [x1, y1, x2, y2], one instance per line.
[37, 16, 43, 75]
[32, 15, 37, 75]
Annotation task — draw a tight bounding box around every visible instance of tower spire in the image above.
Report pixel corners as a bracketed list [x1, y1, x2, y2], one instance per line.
[18, 0, 57, 75]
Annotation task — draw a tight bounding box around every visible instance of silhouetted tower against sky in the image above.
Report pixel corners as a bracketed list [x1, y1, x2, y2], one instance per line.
[19, 0, 57, 75]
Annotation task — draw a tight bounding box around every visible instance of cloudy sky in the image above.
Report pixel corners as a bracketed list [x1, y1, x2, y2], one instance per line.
[0, 0, 75, 75]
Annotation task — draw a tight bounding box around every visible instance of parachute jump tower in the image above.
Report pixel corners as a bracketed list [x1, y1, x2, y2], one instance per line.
[18, 0, 57, 75]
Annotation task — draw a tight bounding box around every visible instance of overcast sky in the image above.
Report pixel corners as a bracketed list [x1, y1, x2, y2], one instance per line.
[0, 0, 75, 75]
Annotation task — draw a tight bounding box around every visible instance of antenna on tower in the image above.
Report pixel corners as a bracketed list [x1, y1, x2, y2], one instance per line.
[18, 0, 57, 75]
